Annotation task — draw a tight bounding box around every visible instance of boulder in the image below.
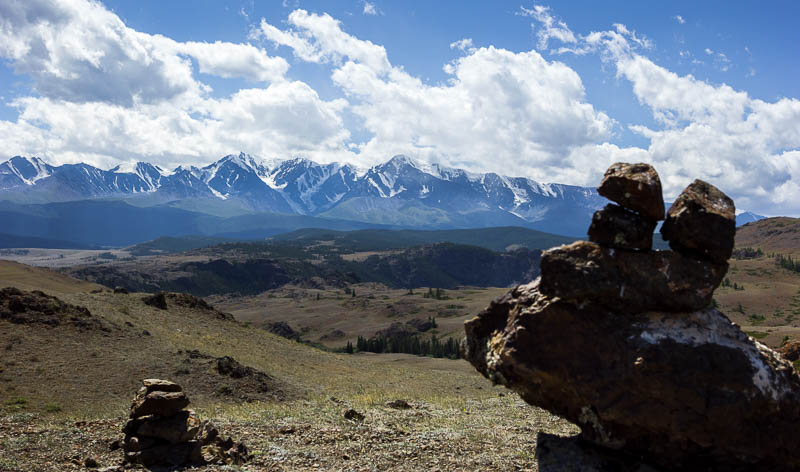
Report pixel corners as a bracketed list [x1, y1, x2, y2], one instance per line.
[142, 292, 168, 310]
[587, 204, 656, 251]
[539, 241, 726, 313]
[597, 163, 665, 221]
[464, 280, 800, 472]
[130, 390, 189, 418]
[661, 179, 735, 263]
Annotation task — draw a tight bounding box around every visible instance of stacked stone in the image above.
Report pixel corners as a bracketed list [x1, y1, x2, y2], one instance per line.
[589, 162, 665, 251]
[539, 162, 734, 312]
[122, 379, 248, 467]
[460, 164, 800, 472]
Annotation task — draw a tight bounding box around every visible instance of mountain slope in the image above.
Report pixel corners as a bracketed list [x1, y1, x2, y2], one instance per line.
[271, 226, 576, 252]
[735, 217, 800, 252]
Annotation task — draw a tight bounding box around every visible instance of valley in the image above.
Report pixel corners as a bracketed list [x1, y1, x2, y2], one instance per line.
[1, 218, 799, 470]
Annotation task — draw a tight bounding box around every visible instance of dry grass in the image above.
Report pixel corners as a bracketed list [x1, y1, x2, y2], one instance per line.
[0, 262, 580, 471]
[209, 284, 509, 348]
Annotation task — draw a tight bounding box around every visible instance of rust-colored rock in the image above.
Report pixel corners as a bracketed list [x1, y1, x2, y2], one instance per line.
[661, 179, 735, 263]
[464, 280, 800, 472]
[598, 163, 665, 221]
[539, 241, 726, 313]
[779, 340, 800, 362]
[587, 204, 656, 251]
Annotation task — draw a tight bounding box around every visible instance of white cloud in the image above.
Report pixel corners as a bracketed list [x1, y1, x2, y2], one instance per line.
[674, 15, 686, 24]
[519, 5, 577, 51]
[450, 38, 474, 52]
[362, 2, 378, 16]
[0, 0, 288, 107]
[253, 10, 391, 73]
[257, 9, 615, 176]
[0, 0, 353, 169]
[522, 6, 800, 215]
[176, 41, 289, 82]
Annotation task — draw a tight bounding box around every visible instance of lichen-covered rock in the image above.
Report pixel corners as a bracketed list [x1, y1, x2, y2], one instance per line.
[598, 163, 665, 221]
[464, 280, 800, 472]
[661, 179, 735, 263]
[587, 204, 656, 251]
[539, 241, 726, 313]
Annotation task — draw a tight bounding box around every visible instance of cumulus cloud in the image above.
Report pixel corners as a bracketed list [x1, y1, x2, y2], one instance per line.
[257, 8, 614, 178]
[526, 7, 800, 214]
[0, 0, 352, 168]
[674, 15, 686, 24]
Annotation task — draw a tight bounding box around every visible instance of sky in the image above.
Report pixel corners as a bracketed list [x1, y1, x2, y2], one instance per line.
[0, 0, 799, 216]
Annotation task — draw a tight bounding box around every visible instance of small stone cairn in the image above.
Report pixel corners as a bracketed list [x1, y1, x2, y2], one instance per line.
[122, 379, 248, 467]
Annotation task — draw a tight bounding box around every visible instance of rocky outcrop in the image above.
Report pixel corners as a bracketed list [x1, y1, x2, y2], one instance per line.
[123, 379, 248, 467]
[0, 287, 111, 331]
[464, 164, 800, 471]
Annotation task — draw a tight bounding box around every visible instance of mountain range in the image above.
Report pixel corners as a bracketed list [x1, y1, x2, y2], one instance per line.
[0, 153, 764, 246]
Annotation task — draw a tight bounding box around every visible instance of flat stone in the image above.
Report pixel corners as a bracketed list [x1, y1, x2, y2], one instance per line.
[539, 241, 727, 313]
[588, 204, 656, 251]
[661, 179, 735, 263]
[135, 410, 200, 444]
[142, 378, 182, 394]
[130, 390, 190, 418]
[598, 163, 665, 221]
[464, 281, 800, 472]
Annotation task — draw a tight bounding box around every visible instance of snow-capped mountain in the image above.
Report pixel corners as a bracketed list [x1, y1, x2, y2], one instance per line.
[0, 153, 608, 235]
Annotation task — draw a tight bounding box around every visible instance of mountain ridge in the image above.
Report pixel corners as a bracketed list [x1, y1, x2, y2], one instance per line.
[0, 153, 607, 236]
[1, 153, 766, 236]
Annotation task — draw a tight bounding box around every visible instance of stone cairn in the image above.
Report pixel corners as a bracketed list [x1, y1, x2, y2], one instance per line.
[122, 379, 248, 467]
[464, 163, 800, 471]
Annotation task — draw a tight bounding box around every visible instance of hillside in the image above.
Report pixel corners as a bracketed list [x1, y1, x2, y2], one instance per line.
[272, 226, 576, 252]
[67, 242, 542, 296]
[0, 232, 98, 250]
[735, 217, 800, 252]
[0, 262, 575, 471]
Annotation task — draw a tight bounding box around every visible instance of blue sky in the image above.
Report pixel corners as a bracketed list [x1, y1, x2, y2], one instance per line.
[0, 0, 799, 215]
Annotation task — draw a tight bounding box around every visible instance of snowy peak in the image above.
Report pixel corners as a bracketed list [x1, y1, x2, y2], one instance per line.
[0, 156, 54, 187]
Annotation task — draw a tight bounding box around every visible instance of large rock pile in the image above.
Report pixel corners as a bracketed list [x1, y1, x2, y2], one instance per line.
[122, 379, 248, 467]
[464, 163, 800, 471]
